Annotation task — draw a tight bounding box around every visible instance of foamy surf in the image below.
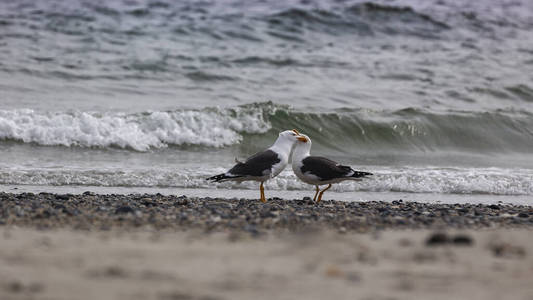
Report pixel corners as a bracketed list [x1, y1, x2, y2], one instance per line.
[0, 105, 273, 151]
[0, 167, 531, 196]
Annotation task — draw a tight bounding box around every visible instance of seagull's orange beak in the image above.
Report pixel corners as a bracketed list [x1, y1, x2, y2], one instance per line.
[297, 136, 308, 143]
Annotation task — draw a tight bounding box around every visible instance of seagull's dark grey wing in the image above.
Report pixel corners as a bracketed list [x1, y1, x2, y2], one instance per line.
[228, 149, 281, 177]
[301, 156, 372, 181]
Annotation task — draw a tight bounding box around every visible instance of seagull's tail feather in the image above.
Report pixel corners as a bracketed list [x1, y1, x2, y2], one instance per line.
[206, 173, 242, 182]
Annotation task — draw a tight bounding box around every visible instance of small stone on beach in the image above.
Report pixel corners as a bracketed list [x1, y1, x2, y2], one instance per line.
[425, 232, 449, 246]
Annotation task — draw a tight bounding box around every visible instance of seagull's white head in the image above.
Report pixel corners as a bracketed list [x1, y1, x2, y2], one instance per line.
[295, 133, 311, 145]
[278, 129, 302, 141]
[271, 129, 302, 153]
[293, 133, 312, 158]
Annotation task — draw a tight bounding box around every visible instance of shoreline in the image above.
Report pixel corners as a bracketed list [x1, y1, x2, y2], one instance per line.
[3, 185, 533, 206]
[1, 192, 532, 233]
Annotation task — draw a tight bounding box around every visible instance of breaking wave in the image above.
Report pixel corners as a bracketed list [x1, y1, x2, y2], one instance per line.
[0, 103, 274, 151]
[1, 102, 533, 154]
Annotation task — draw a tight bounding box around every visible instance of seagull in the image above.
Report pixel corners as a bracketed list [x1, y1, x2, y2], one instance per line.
[206, 129, 302, 203]
[291, 134, 372, 203]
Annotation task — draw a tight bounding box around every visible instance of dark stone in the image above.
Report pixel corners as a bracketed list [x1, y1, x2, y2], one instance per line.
[83, 191, 95, 196]
[488, 204, 500, 210]
[56, 194, 70, 200]
[425, 232, 449, 246]
[518, 212, 529, 218]
[115, 206, 134, 214]
[457, 208, 469, 214]
[452, 234, 473, 246]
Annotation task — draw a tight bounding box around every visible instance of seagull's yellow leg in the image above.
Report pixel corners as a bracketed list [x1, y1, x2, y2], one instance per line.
[260, 182, 267, 203]
[312, 185, 319, 201]
[317, 184, 332, 203]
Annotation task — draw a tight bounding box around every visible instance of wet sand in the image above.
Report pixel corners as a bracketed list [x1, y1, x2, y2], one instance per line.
[1, 193, 533, 300]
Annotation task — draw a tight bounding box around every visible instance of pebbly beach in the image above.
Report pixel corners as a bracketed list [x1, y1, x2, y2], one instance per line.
[1, 192, 532, 232]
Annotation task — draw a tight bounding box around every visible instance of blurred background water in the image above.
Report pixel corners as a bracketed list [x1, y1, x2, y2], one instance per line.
[1, 0, 532, 199]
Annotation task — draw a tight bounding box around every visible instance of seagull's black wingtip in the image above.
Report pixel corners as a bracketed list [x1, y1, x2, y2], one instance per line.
[206, 173, 227, 182]
[352, 171, 373, 178]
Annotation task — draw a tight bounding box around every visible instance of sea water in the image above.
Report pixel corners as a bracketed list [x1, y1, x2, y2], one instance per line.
[1, 0, 532, 203]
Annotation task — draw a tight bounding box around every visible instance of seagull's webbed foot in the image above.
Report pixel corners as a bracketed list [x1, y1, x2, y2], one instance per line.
[317, 184, 332, 203]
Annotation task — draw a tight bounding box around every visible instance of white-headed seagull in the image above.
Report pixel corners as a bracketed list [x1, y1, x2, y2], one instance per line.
[207, 129, 302, 203]
[291, 134, 372, 202]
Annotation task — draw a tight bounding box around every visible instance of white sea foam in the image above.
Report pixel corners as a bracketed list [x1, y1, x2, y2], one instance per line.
[0, 107, 272, 151]
[0, 167, 531, 196]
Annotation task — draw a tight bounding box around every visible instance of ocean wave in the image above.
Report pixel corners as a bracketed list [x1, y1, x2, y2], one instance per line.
[264, 2, 450, 38]
[268, 107, 533, 154]
[1, 167, 531, 196]
[0, 103, 532, 154]
[0, 103, 275, 151]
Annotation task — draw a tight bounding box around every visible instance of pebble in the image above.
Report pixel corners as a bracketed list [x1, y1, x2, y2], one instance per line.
[452, 234, 474, 246]
[425, 232, 449, 246]
[115, 206, 134, 214]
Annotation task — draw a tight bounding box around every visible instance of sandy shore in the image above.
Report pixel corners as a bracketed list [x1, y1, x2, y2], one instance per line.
[1, 193, 533, 300]
[2, 227, 533, 300]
